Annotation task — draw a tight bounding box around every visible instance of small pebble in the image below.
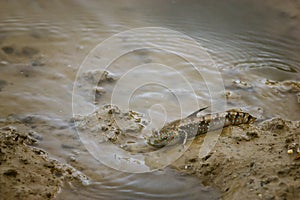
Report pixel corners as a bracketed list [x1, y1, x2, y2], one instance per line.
[232, 80, 252, 89]
[0, 60, 8, 65]
[77, 45, 84, 50]
[70, 156, 77, 162]
[287, 149, 293, 154]
[184, 165, 192, 169]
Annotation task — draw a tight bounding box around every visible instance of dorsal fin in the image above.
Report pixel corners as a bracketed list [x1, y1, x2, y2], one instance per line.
[186, 106, 209, 118]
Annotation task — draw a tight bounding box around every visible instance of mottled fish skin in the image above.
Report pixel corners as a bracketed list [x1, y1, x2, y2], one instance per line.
[147, 110, 256, 148]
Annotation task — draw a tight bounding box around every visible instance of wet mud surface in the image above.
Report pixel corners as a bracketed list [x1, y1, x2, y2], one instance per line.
[4, 102, 300, 200]
[1, 75, 300, 200]
[0, 123, 88, 200]
[1, 0, 300, 199]
[1, 46, 300, 199]
[172, 118, 300, 200]
[1, 65, 300, 199]
[74, 105, 300, 200]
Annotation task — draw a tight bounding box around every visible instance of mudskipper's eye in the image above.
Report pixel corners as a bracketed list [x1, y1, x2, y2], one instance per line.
[162, 133, 168, 140]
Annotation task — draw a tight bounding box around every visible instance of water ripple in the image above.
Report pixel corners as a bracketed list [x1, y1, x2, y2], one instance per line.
[234, 59, 297, 73]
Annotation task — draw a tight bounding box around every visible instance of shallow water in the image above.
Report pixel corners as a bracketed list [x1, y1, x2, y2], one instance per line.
[1, 0, 300, 199]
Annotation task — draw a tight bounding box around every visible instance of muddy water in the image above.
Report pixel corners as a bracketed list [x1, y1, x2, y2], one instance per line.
[1, 0, 300, 199]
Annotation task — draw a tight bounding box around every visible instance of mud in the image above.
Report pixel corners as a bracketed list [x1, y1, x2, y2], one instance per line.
[1, 105, 299, 200]
[0, 80, 7, 91]
[171, 118, 300, 200]
[73, 104, 154, 153]
[1, 46, 39, 57]
[74, 105, 300, 199]
[1, 60, 299, 199]
[0, 125, 88, 200]
[1, 0, 300, 199]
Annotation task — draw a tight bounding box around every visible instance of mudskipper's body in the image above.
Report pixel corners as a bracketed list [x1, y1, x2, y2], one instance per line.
[147, 108, 256, 148]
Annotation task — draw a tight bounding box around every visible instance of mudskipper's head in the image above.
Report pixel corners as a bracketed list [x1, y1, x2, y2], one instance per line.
[147, 127, 175, 148]
[247, 114, 257, 124]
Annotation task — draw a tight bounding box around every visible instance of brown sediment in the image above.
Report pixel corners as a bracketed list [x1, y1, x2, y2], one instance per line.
[171, 118, 300, 200]
[0, 126, 88, 200]
[1, 104, 300, 200]
[74, 105, 300, 199]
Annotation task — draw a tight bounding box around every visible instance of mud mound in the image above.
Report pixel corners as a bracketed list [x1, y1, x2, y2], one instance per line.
[0, 126, 88, 200]
[172, 118, 300, 200]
